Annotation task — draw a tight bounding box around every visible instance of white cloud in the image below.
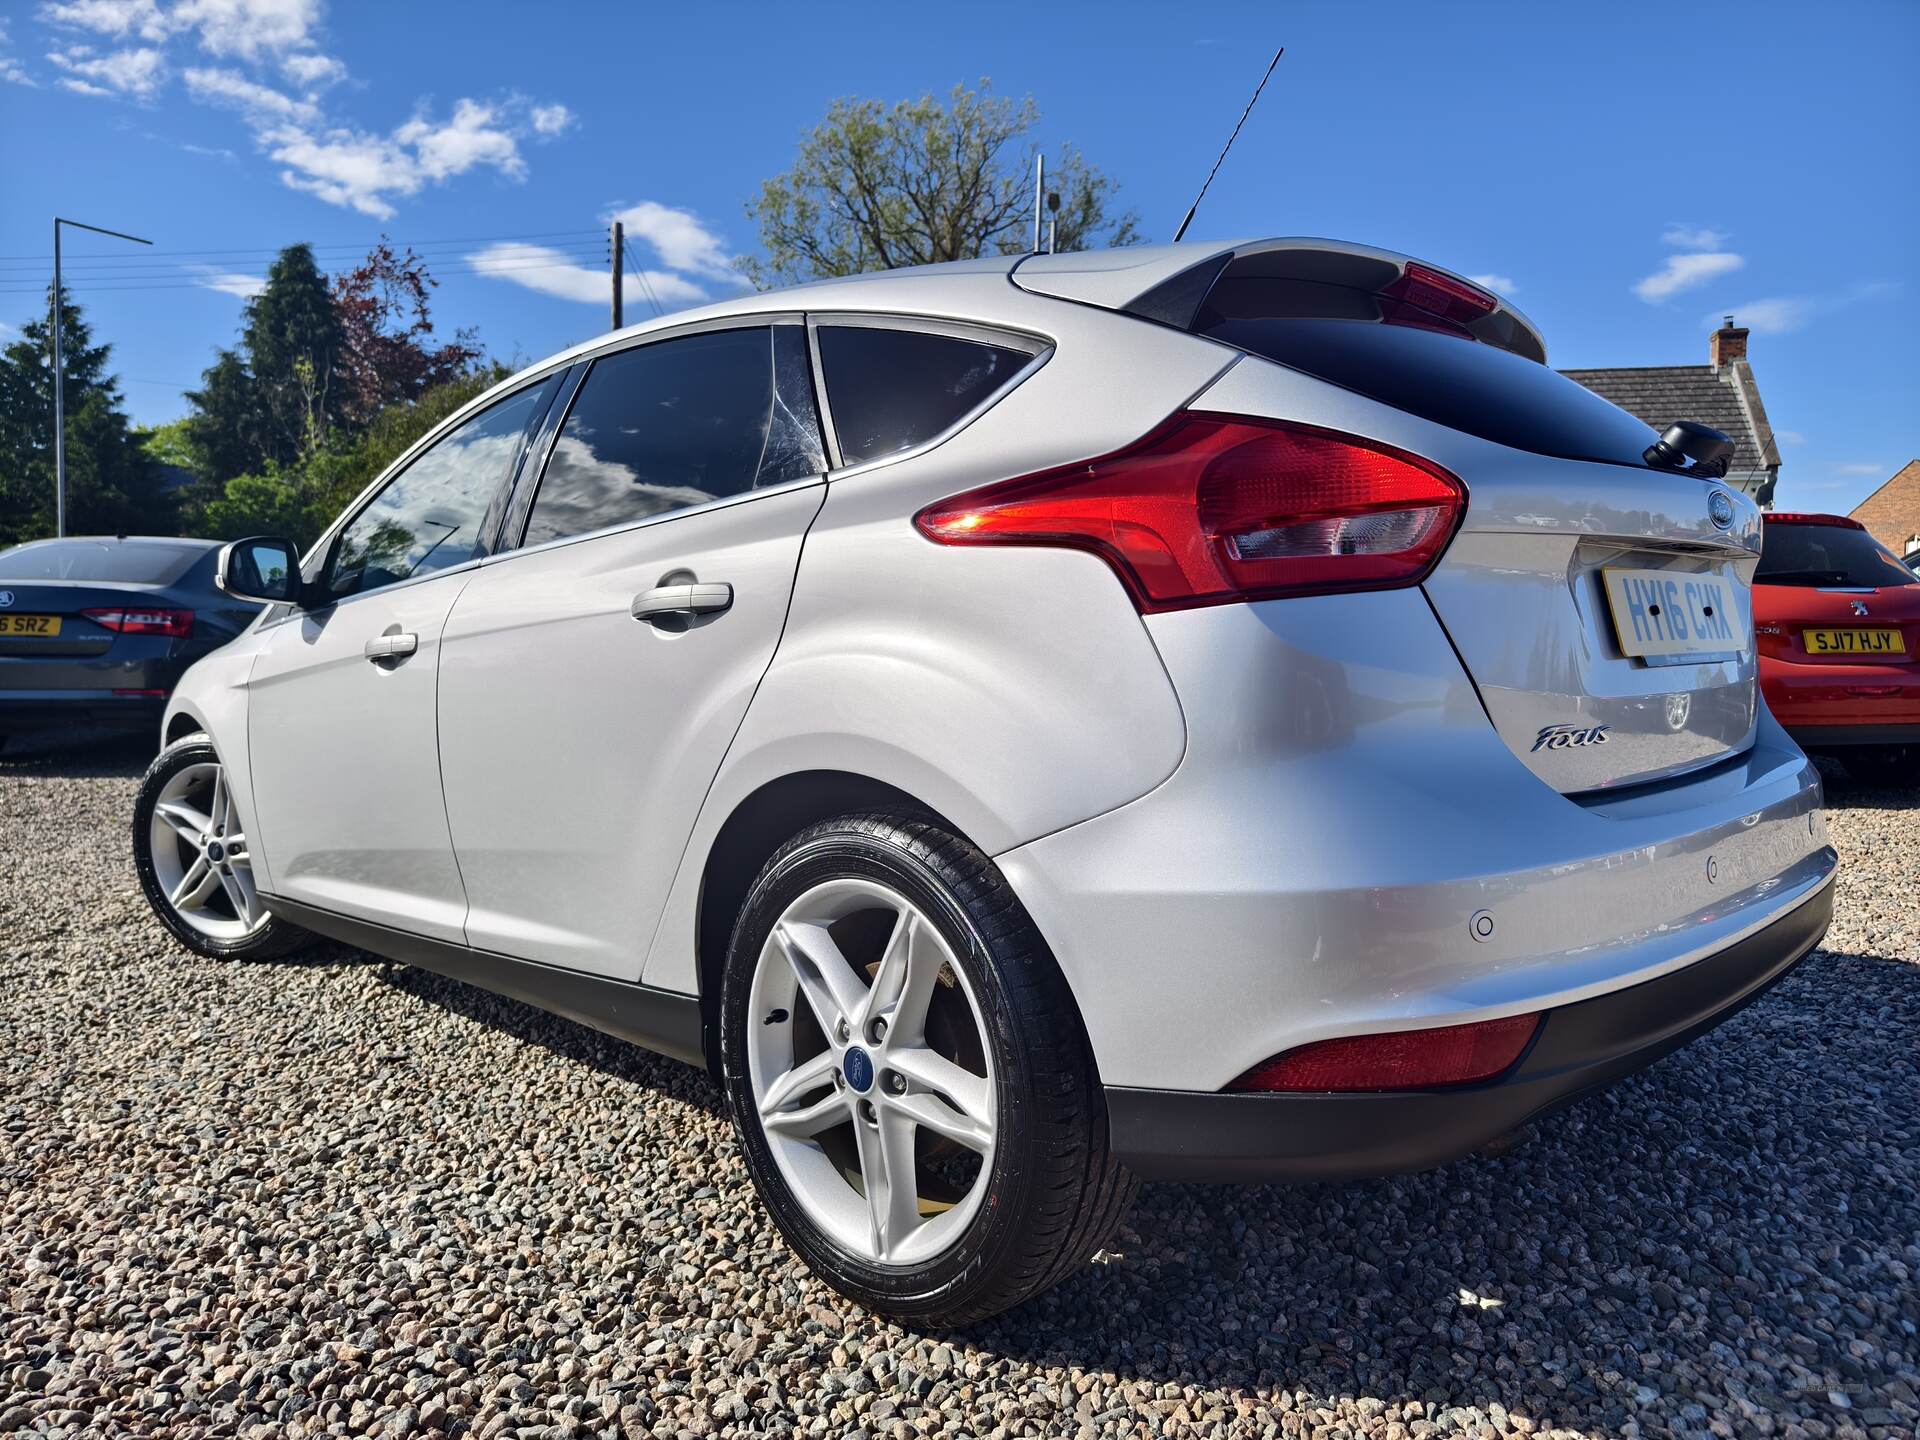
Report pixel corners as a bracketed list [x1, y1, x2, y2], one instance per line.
[614, 201, 737, 281]
[1702, 297, 1810, 334]
[47, 42, 164, 98]
[0, 20, 35, 84]
[0, 320, 16, 339]
[1832, 462, 1885, 477]
[260, 100, 529, 218]
[1703, 281, 1900, 337]
[184, 64, 316, 122]
[394, 98, 522, 182]
[168, 0, 324, 61]
[37, 0, 169, 43]
[1633, 251, 1744, 303]
[1662, 224, 1730, 250]
[279, 49, 342, 89]
[468, 242, 709, 309]
[1775, 429, 1806, 446]
[1467, 273, 1516, 295]
[181, 140, 236, 159]
[30, 1, 572, 218]
[529, 102, 572, 137]
[190, 267, 266, 297]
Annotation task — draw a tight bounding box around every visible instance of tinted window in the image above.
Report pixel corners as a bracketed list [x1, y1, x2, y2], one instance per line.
[524, 326, 824, 547]
[817, 326, 1035, 466]
[1195, 315, 1663, 469]
[328, 381, 551, 599]
[0, 539, 206, 584]
[1757, 522, 1917, 588]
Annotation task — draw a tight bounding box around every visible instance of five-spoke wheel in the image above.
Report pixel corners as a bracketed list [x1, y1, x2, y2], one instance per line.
[748, 877, 997, 1267]
[133, 733, 310, 960]
[721, 810, 1134, 1326]
[148, 758, 265, 938]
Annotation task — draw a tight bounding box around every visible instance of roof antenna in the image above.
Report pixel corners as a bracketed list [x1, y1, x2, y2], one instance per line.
[1172, 46, 1284, 244]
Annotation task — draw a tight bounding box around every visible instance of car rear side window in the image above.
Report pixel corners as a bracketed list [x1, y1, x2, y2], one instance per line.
[1194, 312, 1663, 469]
[816, 325, 1036, 467]
[0, 540, 205, 584]
[1757, 523, 1918, 588]
[327, 379, 554, 600]
[523, 325, 824, 548]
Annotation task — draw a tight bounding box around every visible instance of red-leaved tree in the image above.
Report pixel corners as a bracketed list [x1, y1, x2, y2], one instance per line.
[331, 240, 482, 427]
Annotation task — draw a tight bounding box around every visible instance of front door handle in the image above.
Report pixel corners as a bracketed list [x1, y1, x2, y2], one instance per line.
[364, 632, 419, 661]
[631, 582, 733, 624]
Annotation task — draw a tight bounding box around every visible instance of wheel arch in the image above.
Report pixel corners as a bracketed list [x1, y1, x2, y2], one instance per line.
[692, 769, 960, 1072]
[164, 709, 208, 745]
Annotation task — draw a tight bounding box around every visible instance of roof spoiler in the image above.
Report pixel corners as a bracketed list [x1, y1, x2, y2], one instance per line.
[1012, 238, 1549, 365]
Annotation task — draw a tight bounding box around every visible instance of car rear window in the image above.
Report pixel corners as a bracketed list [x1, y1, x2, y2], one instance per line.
[1756, 523, 1918, 588]
[1193, 314, 1663, 468]
[816, 326, 1037, 467]
[0, 540, 206, 584]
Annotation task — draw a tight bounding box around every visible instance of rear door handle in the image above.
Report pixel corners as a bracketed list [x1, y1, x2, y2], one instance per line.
[364, 632, 419, 661]
[631, 582, 733, 623]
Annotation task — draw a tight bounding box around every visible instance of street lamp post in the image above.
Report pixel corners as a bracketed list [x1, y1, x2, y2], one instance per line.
[52, 217, 152, 537]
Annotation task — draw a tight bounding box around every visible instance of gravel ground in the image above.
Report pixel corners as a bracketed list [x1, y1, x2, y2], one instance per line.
[2, 731, 1915, 1440]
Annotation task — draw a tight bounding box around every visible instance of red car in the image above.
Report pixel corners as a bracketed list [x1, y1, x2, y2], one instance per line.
[1754, 512, 1920, 785]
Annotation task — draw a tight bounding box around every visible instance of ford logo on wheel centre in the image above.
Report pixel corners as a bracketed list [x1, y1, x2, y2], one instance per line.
[1707, 490, 1736, 529]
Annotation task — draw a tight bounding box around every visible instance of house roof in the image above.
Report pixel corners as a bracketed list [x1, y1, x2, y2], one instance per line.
[1559, 363, 1779, 476]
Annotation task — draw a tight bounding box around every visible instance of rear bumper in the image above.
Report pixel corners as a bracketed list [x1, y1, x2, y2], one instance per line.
[1107, 877, 1832, 1182]
[0, 691, 169, 732]
[1786, 722, 1920, 748]
[999, 590, 1835, 1093]
[1761, 657, 1920, 733]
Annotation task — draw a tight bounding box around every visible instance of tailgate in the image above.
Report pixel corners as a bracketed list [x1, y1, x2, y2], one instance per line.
[1421, 455, 1762, 792]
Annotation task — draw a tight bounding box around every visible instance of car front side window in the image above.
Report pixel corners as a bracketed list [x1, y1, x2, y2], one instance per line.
[326, 379, 555, 600]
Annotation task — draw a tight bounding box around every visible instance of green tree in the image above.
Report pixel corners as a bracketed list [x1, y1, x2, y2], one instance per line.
[0, 286, 173, 546]
[186, 244, 344, 483]
[742, 81, 1138, 288]
[190, 366, 506, 551]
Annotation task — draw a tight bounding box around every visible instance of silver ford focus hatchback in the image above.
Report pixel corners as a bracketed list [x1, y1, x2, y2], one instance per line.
[136, 238, 1836, 1325]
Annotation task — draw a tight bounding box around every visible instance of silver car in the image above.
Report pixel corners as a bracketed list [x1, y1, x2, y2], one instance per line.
[135, 238, 1836, 1325]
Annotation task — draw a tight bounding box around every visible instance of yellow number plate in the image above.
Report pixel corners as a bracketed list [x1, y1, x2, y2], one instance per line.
[1803, 627, 1907, 656]
[0, 614, 61, 637]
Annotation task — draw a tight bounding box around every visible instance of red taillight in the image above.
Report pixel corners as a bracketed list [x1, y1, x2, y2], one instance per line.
[1225, 1013, 1540, 1093]
[914, 414, 1466, 612]
[81, 606, 193, 637]
[1764, 512, 1863, 529]
[1378, 261, 1499, 333]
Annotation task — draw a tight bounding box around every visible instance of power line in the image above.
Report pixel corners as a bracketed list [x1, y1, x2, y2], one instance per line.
[0, 254, 619, 296]
[0, 240, 607, 278]
[0, 228, 603, 264]
[622, 238, 666, 320]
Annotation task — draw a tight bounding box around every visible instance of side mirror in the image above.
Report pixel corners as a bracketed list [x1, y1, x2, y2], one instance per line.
[217, 536, 302, 605]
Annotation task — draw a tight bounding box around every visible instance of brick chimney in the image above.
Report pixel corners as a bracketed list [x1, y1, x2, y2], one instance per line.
[1710, 315, 1749, 371]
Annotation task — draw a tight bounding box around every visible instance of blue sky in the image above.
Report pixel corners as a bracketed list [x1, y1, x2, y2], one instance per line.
[1, 0, 1914, 513]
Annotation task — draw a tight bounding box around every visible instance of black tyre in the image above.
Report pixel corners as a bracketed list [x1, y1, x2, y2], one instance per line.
[719, 810, 1133, 1327]
[1841, 744, 1918, 788]
[132, 733, 312, 960]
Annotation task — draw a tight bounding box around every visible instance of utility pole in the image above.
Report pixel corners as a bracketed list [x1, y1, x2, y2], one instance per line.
[52, 217, 151, 537]
[1032, 155, 1045, 254]
[610, 219, 624, 331]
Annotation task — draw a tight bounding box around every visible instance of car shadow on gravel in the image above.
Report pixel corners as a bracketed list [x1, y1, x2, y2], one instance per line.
[969, 947, 1919, 1433]
[376, 961, 727, 1118]
[0, 726, 154, 778]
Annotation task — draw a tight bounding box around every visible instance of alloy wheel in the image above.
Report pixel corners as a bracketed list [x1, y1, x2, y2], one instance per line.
[147, 760, 266, 940]
[746, 877, 997, 1268]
